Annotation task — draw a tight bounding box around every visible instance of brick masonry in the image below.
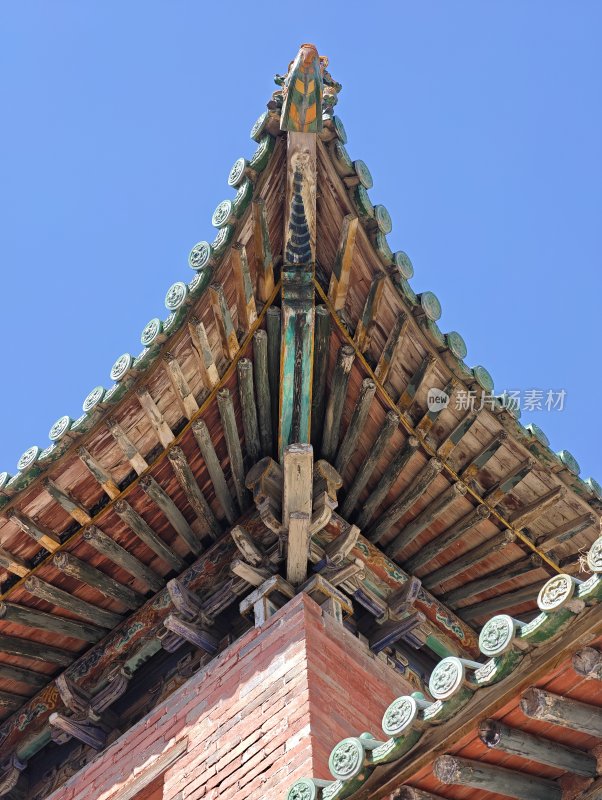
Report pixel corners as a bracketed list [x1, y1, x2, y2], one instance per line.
[46, 593, 411, 800]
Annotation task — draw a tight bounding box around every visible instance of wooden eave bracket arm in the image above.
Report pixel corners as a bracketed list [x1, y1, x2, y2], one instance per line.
[49, 665, 132, 751]
[245, 450, 343, 537]
[0, 755, 27, 798]
[157, 578, 218, 655]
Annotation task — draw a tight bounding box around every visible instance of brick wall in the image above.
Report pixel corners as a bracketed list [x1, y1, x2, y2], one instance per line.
[46, 594, 410, 800]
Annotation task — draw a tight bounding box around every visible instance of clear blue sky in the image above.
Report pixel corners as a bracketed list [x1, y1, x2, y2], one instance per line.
[1, 2, 600, 482]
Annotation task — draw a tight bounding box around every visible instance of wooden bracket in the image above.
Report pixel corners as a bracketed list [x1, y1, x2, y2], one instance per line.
[246, 446, 343, 586]
[298, 574, 353, 624]
[50, 665, 131, 751]
[239, 575, 295, 627]
[157, 578, 217, 654]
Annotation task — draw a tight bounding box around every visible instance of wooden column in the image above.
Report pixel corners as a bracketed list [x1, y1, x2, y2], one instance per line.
[434, 755, 561, 800]
[479, 719, 596, 777]
[283, 443, 313, 586]
[279, 131, 316, 458]
[521, 688, 602, 737]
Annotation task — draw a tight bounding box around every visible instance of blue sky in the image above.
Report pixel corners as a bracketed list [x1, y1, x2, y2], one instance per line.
[1, 2, 600, 482]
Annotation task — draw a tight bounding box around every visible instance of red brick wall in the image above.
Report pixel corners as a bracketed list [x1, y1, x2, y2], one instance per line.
[46, 593, 410, 800]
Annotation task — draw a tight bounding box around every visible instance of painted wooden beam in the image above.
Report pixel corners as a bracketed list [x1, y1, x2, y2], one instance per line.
[188, 317, 220, 391]
[83, 525, 164, 592]
[480, 718, 597, 777]
[521, 688, 602, 737]
[114, 499, 185, 572]
[140, 474, 203, 556]
[217, 388, 249, 512]
[335, 378, 376, 475]
[311, 305, 331, 449]
[6, 509, 61, 552]
[279, 131, 316, 457]
[354, 275, 386, 353]
[537, 512, 596, 553]
[356, 436, 420, 529]
[328, 213, 358, 311]
[164, 353, 199, 420]
[43, 478, 91, 525]
[397, 354, 436, 414]
[237, 358, 261, 465]
[24, 575, 121, 628]
[252, 198, 275, 303]
[167, 446, 221, 539]
[321, 345, 355, 462]
[340, 410, 399, 519]
[253, 330, 273, 457]
[374, 312, 408, 385]
[136, 388, 175, 448]
[191, 418, 238, 524]
[573, 647, 602, 680]
[404, 504, 490, 573]
[369, 457, 443, 545]
[423, 530, 517, 589]
[266, 306, 281, 445]
[210, 282, 239, 360]
[0, 601, 104, 643]
[231, 243, 257, 333]
[76, 447, 120, 499]
[0, 634, 72, 666]
[385, 481, 468, 557]
[53, 552, 144, 610]
[434, 754, 561, 800]
[106, 418, 148, 475]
